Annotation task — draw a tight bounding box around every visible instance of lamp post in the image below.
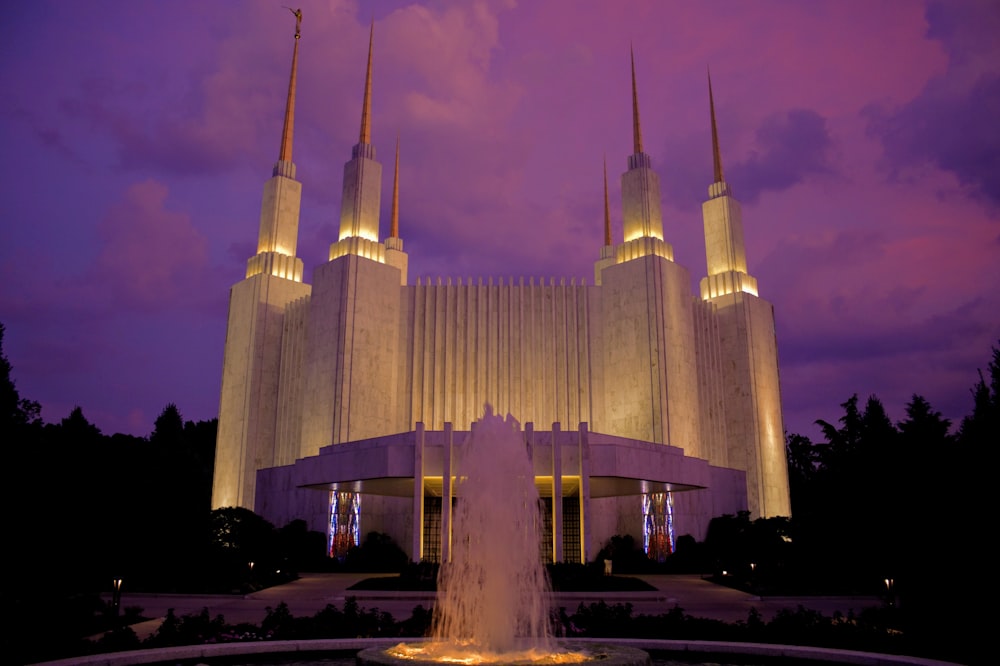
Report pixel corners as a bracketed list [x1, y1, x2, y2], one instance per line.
[884, 577, 895, 607]
[112, 578, 123, 620]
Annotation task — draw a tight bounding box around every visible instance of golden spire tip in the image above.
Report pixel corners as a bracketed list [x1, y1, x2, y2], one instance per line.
[630, 45, 643, 155]
[277, 7, 302, 164]
[390, 134, 400, 238]
[603, 155, 612, 246]
[359, 20, 374, 145]
[708, 67, 724, 184]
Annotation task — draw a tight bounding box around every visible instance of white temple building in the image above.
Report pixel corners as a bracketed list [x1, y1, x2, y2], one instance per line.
[211, 17, 791, 564]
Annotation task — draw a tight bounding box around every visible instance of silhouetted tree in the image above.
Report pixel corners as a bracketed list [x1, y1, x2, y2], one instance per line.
[345, 531, 409, 572]
[895, 394, 952, 561]
[703, 512, 750, 574]
[957, 343, 1000, 446]
[208, 506, 281, 587]
[815, 393, 864, 473]
[904, 341, 997, 664]
[60, 405, 103, 442]
[2, 321, 46, 577]
[667, 534, 704, 571]
[785, 432, 818, 519]
[802, 394, 901, 589]
[594, 533, 651, 573]
[0, 321, 42, 432]
[137, 404, 217, 589]
[277, 519, 328, 573]
[898, 394, 952, 448]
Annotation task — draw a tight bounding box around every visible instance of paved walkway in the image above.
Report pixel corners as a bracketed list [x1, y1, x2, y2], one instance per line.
[107, 573, 882, 641]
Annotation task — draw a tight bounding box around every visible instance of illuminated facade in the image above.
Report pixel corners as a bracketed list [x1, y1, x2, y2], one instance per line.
[212, 22, 791, 562]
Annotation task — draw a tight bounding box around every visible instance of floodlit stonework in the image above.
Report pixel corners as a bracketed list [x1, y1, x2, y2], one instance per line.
[212, 23, 791, 562]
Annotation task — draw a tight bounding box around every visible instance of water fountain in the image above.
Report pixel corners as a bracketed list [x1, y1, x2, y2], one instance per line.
[358, 405, 650, 665]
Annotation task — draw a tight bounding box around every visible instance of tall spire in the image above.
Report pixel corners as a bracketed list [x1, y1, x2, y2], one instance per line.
[708, 67, 724, 184]
[359, 20, 374, 145]
[700, 66, 755, 299]
[335, 19, 381, 246]
[277, 8, 302, 166]
[390, 135, 400, 238]
[621, 43, 667, 250]
[630, 44, 643, 154]
[603, 155, 612, 246]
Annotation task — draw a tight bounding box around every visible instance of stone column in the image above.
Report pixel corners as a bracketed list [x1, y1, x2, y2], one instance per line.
[579, 422, 592, 563]
[442, 422, 453, 563]
[412, 423, 425, 562]
[552, 422, 563, 563]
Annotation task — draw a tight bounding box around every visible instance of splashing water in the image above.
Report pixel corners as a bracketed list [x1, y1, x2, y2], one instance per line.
[370, 406, 647, 665]
[431, 405, 554, 656]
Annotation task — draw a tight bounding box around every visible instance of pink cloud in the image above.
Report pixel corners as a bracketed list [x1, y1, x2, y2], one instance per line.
[92, 180, 210, 309]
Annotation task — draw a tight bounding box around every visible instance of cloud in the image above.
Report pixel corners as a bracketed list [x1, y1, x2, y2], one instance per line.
[660, 108, 834, 211]
[864, 0, 1000, 207]
[90, 180, 211, 310]
[866, 73, 1000, 207]
[729, 109, 834, 204]
[35, 2, 345, 178]
[925, 0, 1000, 63]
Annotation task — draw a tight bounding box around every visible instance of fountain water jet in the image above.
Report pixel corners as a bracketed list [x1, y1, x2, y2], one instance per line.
[358, 405, 650, 665]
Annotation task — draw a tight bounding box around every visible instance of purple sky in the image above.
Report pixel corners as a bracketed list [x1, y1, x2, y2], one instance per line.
[2, 0, 998, 442]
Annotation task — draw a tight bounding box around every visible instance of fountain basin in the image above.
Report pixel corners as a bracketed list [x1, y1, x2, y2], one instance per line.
[30, 637, 965, 665]
[358, 640, 651, 665]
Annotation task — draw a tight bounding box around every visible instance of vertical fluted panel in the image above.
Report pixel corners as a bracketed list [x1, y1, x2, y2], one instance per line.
[402, 280, 596, 433]
[433, 280, 447, 428]
[459, 280, 472, 427]
[275, 295, 309, 465]
[412, 283, 426, 426]
[692, 298, 727, 466]
[526, 280, 538, 423]
[445, 281, 457, 423]
[567, 282, 581, 428]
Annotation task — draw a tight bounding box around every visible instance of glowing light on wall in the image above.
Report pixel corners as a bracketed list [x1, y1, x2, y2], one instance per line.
[642, 492, 675, 562]
[328, 237, 387, 264]
[623, 229, 664, 243]
[338, 230, 379, 243]
[328, 491, 361, 560]
[699, 272, 759, 300]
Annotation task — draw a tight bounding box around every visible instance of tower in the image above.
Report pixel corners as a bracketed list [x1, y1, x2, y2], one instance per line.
[620, 46, 670, 256]
[333, 22, 382, 254]
[699, 71, 791, 518]
[385, 136, 408, 284]
[592, 156, 615, 284]
[212, 9, 312, 510]
[298, 21, 408, 455]
[596, 48, 702, 457]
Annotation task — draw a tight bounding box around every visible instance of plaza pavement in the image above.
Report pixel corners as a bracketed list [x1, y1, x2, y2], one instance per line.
[107, 572, 883, 641]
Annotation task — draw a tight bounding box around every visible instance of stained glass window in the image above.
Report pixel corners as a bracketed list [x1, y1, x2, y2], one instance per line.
[328, 491, 361, 560]
[642, 492, 675, 562]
